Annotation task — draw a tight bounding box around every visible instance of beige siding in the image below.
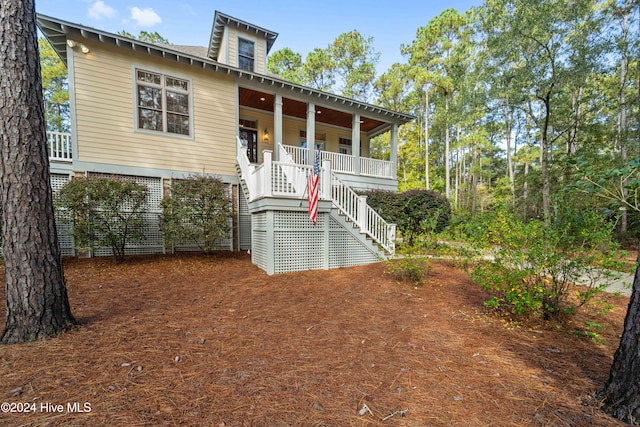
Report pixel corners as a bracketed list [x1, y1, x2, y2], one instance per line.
[224, 27, 266, 74]
[72, 39, 237, 176]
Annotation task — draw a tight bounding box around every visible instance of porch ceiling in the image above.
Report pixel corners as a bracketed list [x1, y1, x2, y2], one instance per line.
[239, 87, 386, 133]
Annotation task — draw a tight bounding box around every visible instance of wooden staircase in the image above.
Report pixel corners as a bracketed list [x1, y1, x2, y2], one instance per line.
[235, 138, 395, 274]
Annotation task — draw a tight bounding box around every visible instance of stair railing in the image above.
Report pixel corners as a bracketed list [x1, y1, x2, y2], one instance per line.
[329, 171, 395, 254]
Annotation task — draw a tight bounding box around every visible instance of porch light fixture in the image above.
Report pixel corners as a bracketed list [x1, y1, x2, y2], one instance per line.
[66, 39, 77, 48]
[263, 128, 269, 142]
[80, 44, 90, 54]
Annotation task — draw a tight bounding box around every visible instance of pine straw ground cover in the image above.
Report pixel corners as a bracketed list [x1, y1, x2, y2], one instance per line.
[0, 253, 631, 427]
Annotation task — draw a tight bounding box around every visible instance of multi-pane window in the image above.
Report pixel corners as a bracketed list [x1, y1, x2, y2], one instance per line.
[299, 130, 326, 151]
[339, 137, 352, 155]
[136, 69, 191, 136]
[238, 38, 255, 71]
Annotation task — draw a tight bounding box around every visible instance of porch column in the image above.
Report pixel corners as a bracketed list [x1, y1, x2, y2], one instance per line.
[306, 103, 315, 166]
[390, 123, 398, 178]
[274, 94, 283, 161]
[352, 113, 361, 175]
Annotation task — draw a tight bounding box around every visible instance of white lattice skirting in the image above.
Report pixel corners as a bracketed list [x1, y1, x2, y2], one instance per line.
[251, 208, 383, 275]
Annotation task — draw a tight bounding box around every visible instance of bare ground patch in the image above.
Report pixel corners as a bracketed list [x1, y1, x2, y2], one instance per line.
[0, 253, 629, 426]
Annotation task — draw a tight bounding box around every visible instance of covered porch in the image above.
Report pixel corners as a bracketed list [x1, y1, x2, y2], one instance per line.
[237, 86, 406, 192]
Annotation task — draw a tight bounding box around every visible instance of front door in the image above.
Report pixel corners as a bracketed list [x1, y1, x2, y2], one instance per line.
[239, 128, 258, 163]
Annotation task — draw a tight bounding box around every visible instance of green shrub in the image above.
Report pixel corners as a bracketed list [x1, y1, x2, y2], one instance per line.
[469, 208, 619, 321]
[56, 176, 149, 263]
[160, 175, 232, 255]
[385, 255, 430, 287]
[364, 189, 451, 247]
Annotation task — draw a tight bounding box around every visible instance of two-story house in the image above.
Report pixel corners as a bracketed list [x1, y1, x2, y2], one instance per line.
[37, 11, 414, 274]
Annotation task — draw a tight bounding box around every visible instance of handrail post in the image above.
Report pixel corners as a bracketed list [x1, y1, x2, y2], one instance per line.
[388, 223, 396, 252]
[357, 195, 368, 232]
[263, 150, 272, 197]
[322, 160, 331, 200]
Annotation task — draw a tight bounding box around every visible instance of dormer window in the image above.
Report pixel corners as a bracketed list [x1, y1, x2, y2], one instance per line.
[238, 38, 255, 71]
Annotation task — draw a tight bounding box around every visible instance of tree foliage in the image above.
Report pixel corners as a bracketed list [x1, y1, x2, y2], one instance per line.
[160, 175, 232, 255]
[117, 30, 170, 44]
[39, 38, 69, 132]
[330, 30, 380, 101]
[266, 47, 303, 83]
[56, 176, 149, 264]
[268, 30, 379, 101]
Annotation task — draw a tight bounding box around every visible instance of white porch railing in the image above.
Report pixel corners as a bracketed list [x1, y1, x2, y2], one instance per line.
[47, 131, 72, 162]
[282, 144, 393, 178]
[361, 157, 393, 178]
[237, 138, 327, 200]
[322, 151, 354, 174]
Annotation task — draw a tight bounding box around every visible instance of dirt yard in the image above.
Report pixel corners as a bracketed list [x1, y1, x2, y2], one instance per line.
[0, 252, 632, 426]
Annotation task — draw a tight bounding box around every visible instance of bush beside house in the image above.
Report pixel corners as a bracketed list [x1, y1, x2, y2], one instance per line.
[55, 176, 149, 263]
[160, 175, 232, 255]
[363, 189, 451, 246]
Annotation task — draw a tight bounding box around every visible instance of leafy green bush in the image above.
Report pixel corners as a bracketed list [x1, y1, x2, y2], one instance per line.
[364, 189, 451, 247]
[56, 176, 149, 263]
[160, 175, 232, 254]
[385, 255, 430, 287]
[469, 208, 619, 321]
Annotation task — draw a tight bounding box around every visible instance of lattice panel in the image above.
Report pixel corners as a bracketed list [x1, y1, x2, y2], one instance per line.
[273, 211, 325, 230]
[271, 211, 325, 274]
[87, 172, 163, 209]
[92, 212, 164, 257]
[328, 216, 379, 268]
[252, 211, 267, 230]
[173, 217, 233, 252]
[251, 212, 268, 271]
[51, 173, 75, 256]
[174, 238, 231, 252]
[238, 185, 251, 250]
[56, 219, 75, 257]
[273, 232, 325, 274]
[50, 173, 70, 194]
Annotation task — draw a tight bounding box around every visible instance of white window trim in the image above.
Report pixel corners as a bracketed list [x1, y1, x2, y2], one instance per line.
[131, 65, 194, 140]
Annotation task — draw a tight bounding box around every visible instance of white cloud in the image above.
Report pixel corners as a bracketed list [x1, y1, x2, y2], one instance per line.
[87, 1, 116, 20]
[129, 7, 162, 26]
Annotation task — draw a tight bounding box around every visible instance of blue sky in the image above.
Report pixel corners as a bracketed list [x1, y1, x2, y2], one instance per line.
[36, 0, 483, 74]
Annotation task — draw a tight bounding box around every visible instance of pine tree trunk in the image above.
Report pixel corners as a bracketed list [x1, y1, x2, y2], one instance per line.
[599, 245, 640, 423]
[0, 0, 75, 343]
[445, 92, 450, 200]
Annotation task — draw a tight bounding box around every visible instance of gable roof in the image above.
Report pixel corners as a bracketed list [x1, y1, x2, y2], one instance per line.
[36, 14, 414, 129]
[208, 11, 278, 61]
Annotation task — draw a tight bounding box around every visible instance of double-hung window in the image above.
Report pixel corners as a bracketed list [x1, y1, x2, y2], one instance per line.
[238, 38, 255, 71]
[136, 69, 191, 136]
